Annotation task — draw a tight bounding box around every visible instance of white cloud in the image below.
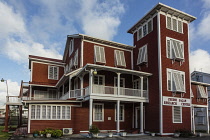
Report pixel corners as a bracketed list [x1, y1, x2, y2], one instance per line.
[0, 80, 20, 105]
[202, 0, 210, 9]
[78, 0, 125, 40]
[190, 49, 210, 73]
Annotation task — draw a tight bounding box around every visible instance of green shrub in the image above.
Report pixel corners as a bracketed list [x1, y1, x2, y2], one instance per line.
[89, 125, 100, 134]
[52, 129, 62, 137]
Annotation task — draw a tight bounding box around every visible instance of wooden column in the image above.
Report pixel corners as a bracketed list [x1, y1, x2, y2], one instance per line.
[3, 105, 9, 132]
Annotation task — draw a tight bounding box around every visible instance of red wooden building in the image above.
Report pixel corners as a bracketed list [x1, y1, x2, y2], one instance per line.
[4, 3, 210, 135]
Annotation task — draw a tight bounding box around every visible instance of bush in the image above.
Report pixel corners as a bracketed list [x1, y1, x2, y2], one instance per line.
[89, 125, 100, 134]
[52, 129, 62, 138]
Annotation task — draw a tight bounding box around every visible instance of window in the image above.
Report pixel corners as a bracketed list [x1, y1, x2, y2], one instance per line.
[34, 90, 57, 100]
[30, 104, 71, 120]
[167, 69, 185, 92]
[69, 39, 74, 56]
[115, 50, 126, 67]
[65, 64, 69, 73]
[73, 49, 78, 67]
[69, 59, 73, 71]
[137, 45, 147, 65]
[173, 106, 182, 123]
[166, 15, 183, 33]
[115, 105, 124, 121]
[94, 45, 106, 64]
[93, 75, 105, 93]
[93, 103, 104, 121]
[166, 37, 184, 60]
[137, 19, 153, 40]
[114, 77, 125, 87]
[48, 66, 59, 80]
[197, 85, 208, 98]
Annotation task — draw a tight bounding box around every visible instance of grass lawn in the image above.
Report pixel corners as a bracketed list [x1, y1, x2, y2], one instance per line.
[0, 126, 12, 140]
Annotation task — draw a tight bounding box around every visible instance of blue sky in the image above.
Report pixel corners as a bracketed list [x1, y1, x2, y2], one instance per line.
[0, 0, 210, 105]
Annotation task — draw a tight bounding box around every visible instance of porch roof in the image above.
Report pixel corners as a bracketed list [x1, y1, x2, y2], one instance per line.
[76, 64, 152, 77]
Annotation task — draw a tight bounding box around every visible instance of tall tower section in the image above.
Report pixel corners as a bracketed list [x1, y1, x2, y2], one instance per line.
[128, 3, 196, 134]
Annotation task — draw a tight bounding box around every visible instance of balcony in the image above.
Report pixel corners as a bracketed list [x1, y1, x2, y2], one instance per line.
[6, 96, 22, 105]
[60, 85, 148, 102]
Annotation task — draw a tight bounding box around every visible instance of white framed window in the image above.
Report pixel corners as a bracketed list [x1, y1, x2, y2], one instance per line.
[137, 45, 147, 65]
[166, 15, 183, 33]
[167, 69, 185, 92]
[69, 59, 73, 71]
[173, 106, 182, 123]
[93, 75, 105, 94]
[137, 18, 153, 40]
[73, 49, 78, 67]
[48, 66, 59, 80]
[114, 77, 125, 87]
[93, 103, 104, 121]
[197, 85, 208, 98]
[94, 45, 106, 64]
[166, 37, 184, 60]
[69, 39, 74, 56]
[30, 104, 71, 120]
[115, 105, 124, 121]
[115, 50, 126, 67]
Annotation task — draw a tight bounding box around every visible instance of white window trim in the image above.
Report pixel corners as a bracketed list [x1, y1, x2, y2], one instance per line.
[197, 85, 208, 98]
[166, 15, 183, 34]
[48, 66, 59, 80]
[93, 103, 104, 122]
[166, 37, 184, 60]
[69, 39, 74, 56]
[115, 104, 124, 122]
[73, 49, 78, 67]
[114, 50, 126, 67]
[173, 106, 182, 123]
[114, 77, 125, 87]
[94, 45, 106, 64]
[93, 75, 105, 86]
[137, 45, 148, 65]
[30, 104, 71, 120]
[137, 18, 153, 41]
[167, 68, 185, 93]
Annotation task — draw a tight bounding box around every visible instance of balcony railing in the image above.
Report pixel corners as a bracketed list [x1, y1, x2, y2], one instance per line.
[6, 96, 22, 104]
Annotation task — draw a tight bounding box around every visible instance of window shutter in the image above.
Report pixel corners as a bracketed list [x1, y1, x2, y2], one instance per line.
[178, 20, 182, 33]
[94, 46, 100, 63]
[48, 66, 54, 79]
[54, 67, 58, 80]
[137, 48, 142, 65]
[143, 24, 147, 36]
[148, 20, 152, 33]
[167, 40, 171, 58]
[197, 85, 208, 98]
[120, 51, 126, 67]
[65, 65, 68, 73]
[138, 28, 142, 40]
[168, 71, 172, 91]
[173, 106, 181, 123]
[100, 47, 106, 63]
[173, 72, 181, 91]
[74, 50, 78, 66]
[172, 18, 177, 31]
[143, 46, 147, 62]
[167, 16, 172, 29]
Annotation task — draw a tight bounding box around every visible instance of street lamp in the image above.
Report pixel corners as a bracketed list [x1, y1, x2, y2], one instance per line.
[1, 78, 9, 96]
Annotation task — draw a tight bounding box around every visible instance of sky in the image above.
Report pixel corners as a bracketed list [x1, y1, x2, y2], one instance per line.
[0, 0, 210, 105]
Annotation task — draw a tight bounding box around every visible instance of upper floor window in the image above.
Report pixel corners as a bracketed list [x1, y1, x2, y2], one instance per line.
[115, 50, 126, 67]
[69, 39, 74, 56]
[167, 69, 185, 92]
[137, 45, 147, 65]
[48, 66, 59, 80]
[94, 45, 106, 64]
[197, 85, 208, 98]
[166, 15, 183, 33]
[166, 37, 184, 61]
[137, 19, 153, 40]
[73, 49, 78, 68]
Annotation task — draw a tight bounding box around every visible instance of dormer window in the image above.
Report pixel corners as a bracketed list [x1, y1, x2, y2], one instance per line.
[48, 66, 59, 80]
[166, 15, 183, 33]
[69, 39, 74, 56]
[167, 37, 184, 61]
[197, 85, 208, 98]
[115, 50, 126, 67]
[137, 45, 147, 65]
[94, 45, 106, 64]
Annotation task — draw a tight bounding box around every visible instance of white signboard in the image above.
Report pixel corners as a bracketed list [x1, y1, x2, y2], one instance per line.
[163, 96, 191, 107]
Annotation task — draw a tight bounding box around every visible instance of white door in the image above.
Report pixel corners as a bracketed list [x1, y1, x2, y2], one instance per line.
[93, 75, 105, 94]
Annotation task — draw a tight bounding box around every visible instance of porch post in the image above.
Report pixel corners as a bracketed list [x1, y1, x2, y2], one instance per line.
[89, 98, 93, 128]
[192, 107, 195, 134]
[19, 105, 23, 128]
[89, 69, 94, 95]
[117, 73, 121, 95]
[29, 86, 32, 100]
[69, 76, 72, 98]
[140, 102, 144, 133]
[140, 76, 143, 97]
[79, 76, 84, 97]
[3, 105, 9, 132]
[206, 107, 209, 134]
[116, 100, 120, 133]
